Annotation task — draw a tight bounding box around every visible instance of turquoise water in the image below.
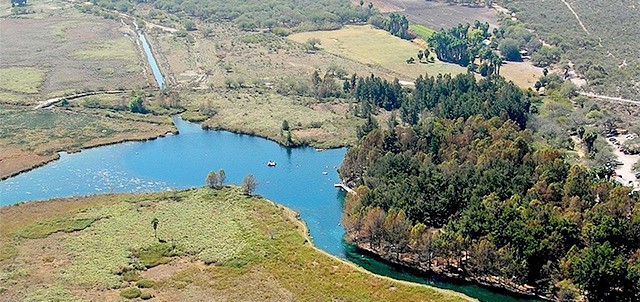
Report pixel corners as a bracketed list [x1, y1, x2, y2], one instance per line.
[0, 117, 542, 301]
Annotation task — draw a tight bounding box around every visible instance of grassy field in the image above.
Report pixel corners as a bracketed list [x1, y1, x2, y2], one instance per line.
[0, 106, 175, 180]
[289, 25, 467, 81]
[410, 24, 435, 39]
[73, 38, 139, 61]
[0, 67, 45, 94]
[181, 91, 362, 148]
[0, 188, 473, 302]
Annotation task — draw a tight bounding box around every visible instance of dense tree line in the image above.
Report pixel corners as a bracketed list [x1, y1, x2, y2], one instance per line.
[369, 13, 415, 40]
[339, 81, 639, 300]
[93, 0, 370, 31]
[345, 72, 529, 129]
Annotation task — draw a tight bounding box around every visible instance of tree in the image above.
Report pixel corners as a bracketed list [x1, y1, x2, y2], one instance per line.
[424, 49, 430, 61]
[217, 169, 226, 186]
[583, 130, 598, 154]
[417, 50, 424, 62]
[281, 120, 290, 131]
[151, 217, 159, 240]
[498, 38, 522, 61]
[362, 207, 386, 249]
[572, 242, 627, 301]
[359, 0, 364, 7]
[241, 174, 258, 195]
[129, 95, 145, 113]
[206, 171, 218, 188]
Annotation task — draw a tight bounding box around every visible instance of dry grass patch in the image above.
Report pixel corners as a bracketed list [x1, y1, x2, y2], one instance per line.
[73, 38, 139, 61]
[499, 61, 544, 89]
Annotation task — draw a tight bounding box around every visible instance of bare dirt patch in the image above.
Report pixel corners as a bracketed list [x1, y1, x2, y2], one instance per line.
[350, 0, 404, 13]
[499, 60, 544, 88]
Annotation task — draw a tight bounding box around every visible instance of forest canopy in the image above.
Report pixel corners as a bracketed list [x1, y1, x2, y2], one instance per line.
[339, 72, 639, 300]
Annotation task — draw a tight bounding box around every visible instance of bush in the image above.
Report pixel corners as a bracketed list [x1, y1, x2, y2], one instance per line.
[120, 287, 142, 299]
[136, 279, 155, 288]
[498, 38, 522, 61]
[121, 270, 141, 282]
[135, 243, 181, 268]
[141, 292, 154, 300]
[129, 95, 146, 113]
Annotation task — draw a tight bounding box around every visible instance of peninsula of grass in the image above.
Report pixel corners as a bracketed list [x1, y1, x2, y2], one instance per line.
[0, 187, 473, 302]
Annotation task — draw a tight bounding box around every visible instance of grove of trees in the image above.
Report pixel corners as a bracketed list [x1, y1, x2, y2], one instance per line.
[339, 71, 639, 301]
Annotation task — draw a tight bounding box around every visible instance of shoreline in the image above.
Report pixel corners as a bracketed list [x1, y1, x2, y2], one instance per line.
[347, 239, 551, 301]
[276, 199, 478, 302]
[0, 114, 347, 184]
[0, 129, 178, 182]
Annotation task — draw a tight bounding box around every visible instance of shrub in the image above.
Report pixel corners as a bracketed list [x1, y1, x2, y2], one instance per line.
[120, 287, 142, 299]
[136, 279, 155, 288]
[135, 243, 180, 268]
[140, 292, 154, 300]
[121, 270, 141, 282]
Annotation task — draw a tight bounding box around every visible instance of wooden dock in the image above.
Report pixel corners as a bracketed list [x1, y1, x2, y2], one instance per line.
[334, 183, 356, 195]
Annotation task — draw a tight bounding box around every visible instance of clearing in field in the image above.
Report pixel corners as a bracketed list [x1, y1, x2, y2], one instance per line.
[498, 60, 544, 88]
[0, 188, 472, 302]
[289, 25, 467, 81]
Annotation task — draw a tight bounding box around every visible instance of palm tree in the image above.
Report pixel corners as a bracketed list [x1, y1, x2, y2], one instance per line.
[151, 217, 159, 240]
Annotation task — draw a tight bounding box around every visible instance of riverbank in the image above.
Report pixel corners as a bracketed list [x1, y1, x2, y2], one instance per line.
[0, 188, 472, 302]
[284, 202, 476, 302]
[347, 239, 548, 301]
[0, 106, 176, 181]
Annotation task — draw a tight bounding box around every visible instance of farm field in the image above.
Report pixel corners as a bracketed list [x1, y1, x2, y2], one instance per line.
[0, 188, 471, 302]
[288, 25, 467, 82]
[379, 0, 499, 29]
[503, 0, 640, 100]
[0, 106, 174, 180]
[0, 6, 151, 105]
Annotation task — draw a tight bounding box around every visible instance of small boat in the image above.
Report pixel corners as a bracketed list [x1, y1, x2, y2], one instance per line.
[267, 160, 277, 167]
[322, 171, 328, 175]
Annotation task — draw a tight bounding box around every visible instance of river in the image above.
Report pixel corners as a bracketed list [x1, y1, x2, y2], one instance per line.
[0, 117, 542, 302]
